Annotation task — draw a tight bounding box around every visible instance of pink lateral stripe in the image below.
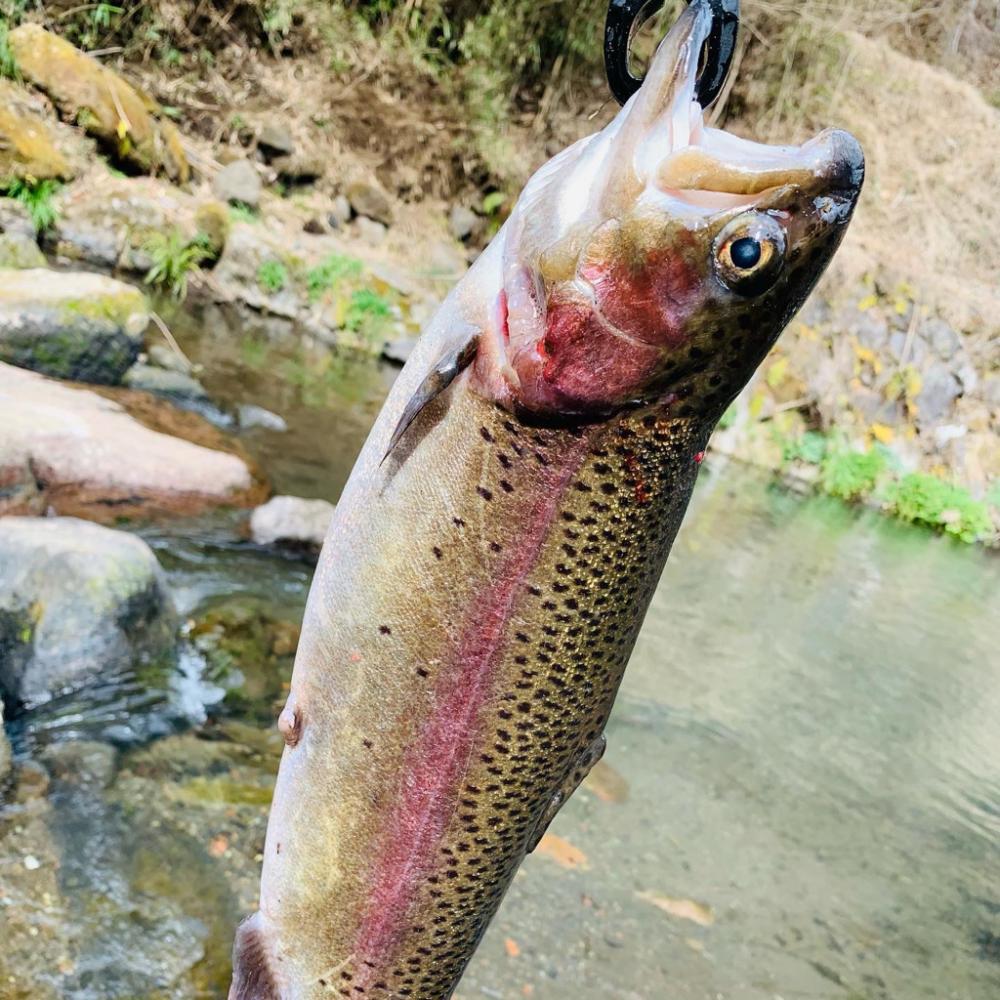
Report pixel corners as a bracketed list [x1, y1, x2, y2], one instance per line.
[353, 430, 593, 974]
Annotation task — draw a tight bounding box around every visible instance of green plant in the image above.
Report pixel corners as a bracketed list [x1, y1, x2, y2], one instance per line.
[257, 259, 289, 294]
[345, 287, 393, 336]
[305, 253, 363, 300]
[229, 203, 260, 225]
[0, 20, 19, 80]
[819, 446, 887, 501]
[886, 473, 992, 544]
[783, 430, 828, 466]
[4, 178, 61, 230]
[143, 229, 210, 300]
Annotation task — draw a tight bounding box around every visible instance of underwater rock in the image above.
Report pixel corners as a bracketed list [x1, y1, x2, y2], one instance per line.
[123, 361, 209, 401]
[0, 362, 265, 521]
[190, 597, 300, 722]
[0, 268, 148, 383]
[8, 24, 188, 182]
[916, 361, 963, 425]
[237, 403, 288, 433]
[258, 120, 296, 159]
[448, 204, 480, 242]
[0, 516, 178, 709]
[249, 494, 334, 551]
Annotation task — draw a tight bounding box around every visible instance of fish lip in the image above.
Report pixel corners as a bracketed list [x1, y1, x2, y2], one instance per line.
[615, 8, 865, 212]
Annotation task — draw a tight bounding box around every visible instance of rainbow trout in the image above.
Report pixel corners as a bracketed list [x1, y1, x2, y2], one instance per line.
[230, 4, 863, 997]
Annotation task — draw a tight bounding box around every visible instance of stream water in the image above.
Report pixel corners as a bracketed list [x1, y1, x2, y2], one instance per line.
[1, 302, 998, 999]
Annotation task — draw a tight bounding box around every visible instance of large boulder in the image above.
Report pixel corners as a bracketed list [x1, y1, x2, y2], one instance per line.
[0, 269, 148, 383]
[0, 517, 178, 708]
[0, 362, 266, 521]
[48, 174, 226, 272]
[8, 24, 188, 183]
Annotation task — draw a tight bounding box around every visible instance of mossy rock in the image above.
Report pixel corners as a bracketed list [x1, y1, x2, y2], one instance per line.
[0, 268, 149, 383]
[8, 24, 189, 183]
[0, 79, 84, 185]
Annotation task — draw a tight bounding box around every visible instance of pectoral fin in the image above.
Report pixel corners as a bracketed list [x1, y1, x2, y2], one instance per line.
[382, 333, 479, 463]
[527, 734, 607, 853]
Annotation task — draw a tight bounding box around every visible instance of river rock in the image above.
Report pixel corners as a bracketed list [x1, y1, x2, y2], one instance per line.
[0, 362, 265, 521]
[48, 174, 223, 272]
[147, 342, 193, 375]
[924, 317, 962, 361]
[915, 362, 962, 425]
[346, 179, 393, 225]
[213, 159, 262, 208]
[355, 215, 387, 246]
[329, 194, 352, 228]
[0, 233, 46, 269]
[123, 362, 209, 401]
[0, 517, 178, 708]
[211, 223, 301, 319]
[250, 495, 334, 550]
[0, 269, 148, 383]
[258, 121, 296, 158]
[8, 24, 188, 183]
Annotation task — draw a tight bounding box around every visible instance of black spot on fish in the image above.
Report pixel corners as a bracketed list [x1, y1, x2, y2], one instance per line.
[433, 546, 443, 560]
[476, 486, 493, 501]
[379, 624, 392, 635]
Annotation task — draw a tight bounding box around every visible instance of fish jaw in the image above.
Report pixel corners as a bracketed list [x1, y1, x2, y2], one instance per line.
[470, 3, 863, 419]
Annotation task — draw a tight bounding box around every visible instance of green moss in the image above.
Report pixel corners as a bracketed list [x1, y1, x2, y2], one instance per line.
[885, 473, 992, 544]
[783, 429, 828, 465]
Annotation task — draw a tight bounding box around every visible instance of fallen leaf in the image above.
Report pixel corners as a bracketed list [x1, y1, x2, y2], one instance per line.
[871, 422, 894, 444]
[583, 760, 630, 803]
[504, 937, 521, 958]
[636, 890, 714, 926]
[536, 833, 589, 870]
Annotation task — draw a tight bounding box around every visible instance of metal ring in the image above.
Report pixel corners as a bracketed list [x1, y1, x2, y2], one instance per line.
[604, 0, 740, 108]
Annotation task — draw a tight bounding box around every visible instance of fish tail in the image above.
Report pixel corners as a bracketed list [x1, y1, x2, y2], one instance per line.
[229, 912, 281, 1000]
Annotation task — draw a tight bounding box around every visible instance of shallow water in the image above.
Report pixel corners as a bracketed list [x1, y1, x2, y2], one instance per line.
[1, 307, 998, 999]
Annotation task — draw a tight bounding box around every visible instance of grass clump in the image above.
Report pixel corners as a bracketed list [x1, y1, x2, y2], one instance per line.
[306, 253, 363, 301]
[345, 287, 392, 339]
[819, 446, 888, 502]
[4, 178, 61, 231]
[885, 473, 992, 544]
[257, 259, 289, 294]
[143, 229, 211, 300]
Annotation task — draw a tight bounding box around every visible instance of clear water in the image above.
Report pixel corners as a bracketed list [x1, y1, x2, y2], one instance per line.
[1, 306, 997, 999]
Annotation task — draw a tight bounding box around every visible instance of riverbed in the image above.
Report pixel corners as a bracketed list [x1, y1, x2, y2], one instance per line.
[1, 303, 998, 999]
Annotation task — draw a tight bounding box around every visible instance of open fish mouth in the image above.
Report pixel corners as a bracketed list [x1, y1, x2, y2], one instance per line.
[624, 1, 864, 211]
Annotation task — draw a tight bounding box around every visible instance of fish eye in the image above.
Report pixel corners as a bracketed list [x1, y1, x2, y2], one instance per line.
[714, 213, 787, 296]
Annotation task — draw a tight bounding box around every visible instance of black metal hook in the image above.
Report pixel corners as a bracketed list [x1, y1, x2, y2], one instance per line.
[604, 0, 740, 108]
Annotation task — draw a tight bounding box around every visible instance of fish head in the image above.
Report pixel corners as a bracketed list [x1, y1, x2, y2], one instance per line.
[476, 0, 864, 424]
